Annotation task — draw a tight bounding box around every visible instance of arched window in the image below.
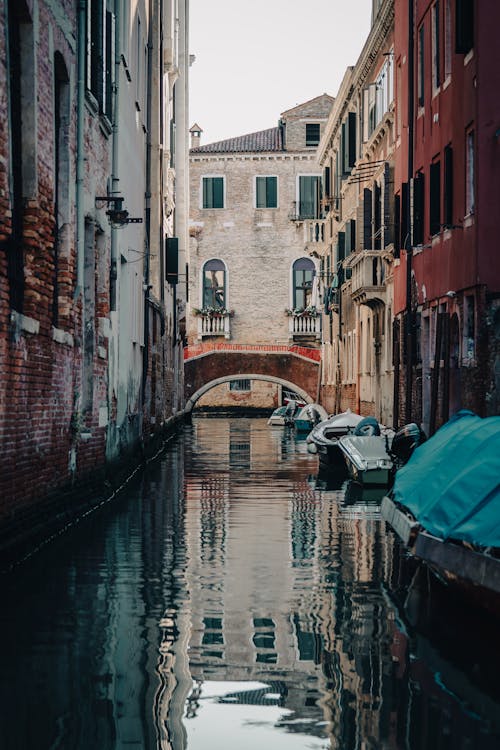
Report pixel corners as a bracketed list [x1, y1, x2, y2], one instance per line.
[202, 259, 226, 309]
[292, 258, 315, 309]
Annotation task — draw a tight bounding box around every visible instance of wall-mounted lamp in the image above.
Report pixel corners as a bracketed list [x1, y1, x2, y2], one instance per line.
[95, 195, 143, 228]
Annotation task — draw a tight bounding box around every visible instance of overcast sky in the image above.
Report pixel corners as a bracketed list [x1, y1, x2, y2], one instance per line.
[188, 0, 373, 146]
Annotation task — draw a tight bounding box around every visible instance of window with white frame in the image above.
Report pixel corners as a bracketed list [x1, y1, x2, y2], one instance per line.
[465, 128, 475, 215]
[298, 175, 322, 219]
[202, 176, 224, 209]
[362, 54, 393, 142]
[255, 176, 278, 208]
[292, 258, 315, 310]
[202, 259, 226, 309]
[306, 123, 321, 147]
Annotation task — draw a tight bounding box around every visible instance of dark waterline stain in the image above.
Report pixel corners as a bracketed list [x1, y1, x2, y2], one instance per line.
[1, 417, 499, 749]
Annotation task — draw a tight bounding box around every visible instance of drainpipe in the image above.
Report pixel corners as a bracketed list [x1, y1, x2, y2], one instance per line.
[110, 0, 122, 311]
[142, 0, 153, 404]
[405, 0, 415, 422]
[75, 0, 86, 301]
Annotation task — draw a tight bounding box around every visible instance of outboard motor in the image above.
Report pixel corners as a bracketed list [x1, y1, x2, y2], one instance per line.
[353, 416, 381, 436]
[390, 423, 426, 466]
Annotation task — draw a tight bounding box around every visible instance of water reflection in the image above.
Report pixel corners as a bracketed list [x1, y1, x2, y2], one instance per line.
[0, 417, 499, 749]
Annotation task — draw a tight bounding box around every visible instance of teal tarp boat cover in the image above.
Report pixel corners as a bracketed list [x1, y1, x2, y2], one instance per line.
[392, 410, 500, 548]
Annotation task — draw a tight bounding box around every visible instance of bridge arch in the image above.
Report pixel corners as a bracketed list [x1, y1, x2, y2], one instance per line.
[184, 347, 320, 414]
[185, 373, 313, 412]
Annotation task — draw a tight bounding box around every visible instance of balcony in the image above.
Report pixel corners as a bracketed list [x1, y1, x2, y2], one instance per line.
[287, 310, 321, 341]
[196, 310, 232, 339]
[349, 251, 387, 308]
[304, 219, 327, 254]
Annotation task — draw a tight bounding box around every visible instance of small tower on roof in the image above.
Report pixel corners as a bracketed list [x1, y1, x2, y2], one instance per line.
[189, 123, 203, 149]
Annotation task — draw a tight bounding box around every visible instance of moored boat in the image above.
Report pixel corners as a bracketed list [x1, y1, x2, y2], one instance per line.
[293, 403, 329, 433]
[306, 409, 364, 469]
[382, 410, 500, 615]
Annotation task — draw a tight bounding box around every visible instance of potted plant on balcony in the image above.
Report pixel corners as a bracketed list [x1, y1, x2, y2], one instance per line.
[192, 306, 234, 318]
[285, 305, 318, 318]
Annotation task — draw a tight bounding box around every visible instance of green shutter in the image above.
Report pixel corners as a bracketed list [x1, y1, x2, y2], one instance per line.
[213, 177, 223, 208]
[267, 176, 277, 208]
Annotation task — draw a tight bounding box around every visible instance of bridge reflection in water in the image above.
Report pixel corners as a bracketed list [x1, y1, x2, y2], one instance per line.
[1, 417, 500, 749]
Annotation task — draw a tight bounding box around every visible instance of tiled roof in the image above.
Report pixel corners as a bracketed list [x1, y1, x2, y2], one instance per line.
[190, 126, 283, 154]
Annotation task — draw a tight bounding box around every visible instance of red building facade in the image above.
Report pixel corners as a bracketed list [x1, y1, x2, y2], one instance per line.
[393, 0, 500, 433]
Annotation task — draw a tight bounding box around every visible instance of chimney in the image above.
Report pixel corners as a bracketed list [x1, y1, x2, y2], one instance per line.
[189, 123, 203, 149]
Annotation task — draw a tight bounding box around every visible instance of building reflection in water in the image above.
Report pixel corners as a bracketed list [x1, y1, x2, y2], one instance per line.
[157, 418, 500, 749]
[1, 417, 500, 749]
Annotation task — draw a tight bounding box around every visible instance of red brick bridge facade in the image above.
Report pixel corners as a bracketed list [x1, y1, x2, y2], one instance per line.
[183, 343, 321, 412]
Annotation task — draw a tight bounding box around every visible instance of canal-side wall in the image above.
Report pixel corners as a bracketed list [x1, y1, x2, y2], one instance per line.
[0, 414, 185, 570]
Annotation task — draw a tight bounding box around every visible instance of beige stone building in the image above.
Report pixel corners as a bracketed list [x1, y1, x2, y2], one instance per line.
[317, 0, 395, 425]
[187, 95, 334, 410]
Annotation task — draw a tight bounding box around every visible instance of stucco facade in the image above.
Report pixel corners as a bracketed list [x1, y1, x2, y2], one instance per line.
[316, 0, 395, 426]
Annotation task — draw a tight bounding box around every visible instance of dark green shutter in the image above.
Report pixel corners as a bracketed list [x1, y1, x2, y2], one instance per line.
[401, 182, 409, 250]
[394, 193, 401, 257]
[444, 145, 453, 227]
[374, 183, 381, 250]
[324, 166, 331, 198]
[413, 172, 425, 245]
[348, 112, 356, 170]
[456, 0, 474, 54]
[166, 237, 178, 284]
[363, 188, 372, 249]
[383, 162, 392, 247]
[213, 177, 223, 208]
[267, 177, 277, 208]
[429, 161, 441, 236]
[338, 231, 346, 262]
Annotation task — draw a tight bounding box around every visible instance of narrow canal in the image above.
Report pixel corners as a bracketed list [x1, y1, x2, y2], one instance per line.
[1, 416, 500, 749]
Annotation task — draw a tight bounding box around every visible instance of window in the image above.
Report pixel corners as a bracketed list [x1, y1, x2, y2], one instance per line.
[230, 379, 251, 392]
[444, 144, 453, 227]
[255, 176, 278, 208]
[362, 56, 393, 141]
[87, 0, 114, 117]
[306, 123, 320, 147]
[202, 259, 226, 309]
[412, 171, 425, 245]
[7, 0, 35, 312]
[456, 0, 473, 55]
[429, 160, 441, 235]
[202, 176, 224, 209]
[53, 52, 71, 325]
[432, 2, 440, 90]
[465, 128, 475, 215]
[444, 0, 452, 78]
[464, 295, 475, 359]
[418, 24, 425, 107]
[298, 175, 321, 219]
[292, 258, 315, 309]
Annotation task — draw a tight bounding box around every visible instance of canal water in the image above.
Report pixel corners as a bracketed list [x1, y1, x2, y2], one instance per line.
[1, 416, 500, 749]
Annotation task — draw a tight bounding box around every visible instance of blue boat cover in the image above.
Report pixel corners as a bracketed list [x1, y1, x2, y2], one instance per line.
[392, 410, 500, 547]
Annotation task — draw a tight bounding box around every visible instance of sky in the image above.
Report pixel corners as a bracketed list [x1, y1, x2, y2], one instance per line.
[188, 0, 373, 146]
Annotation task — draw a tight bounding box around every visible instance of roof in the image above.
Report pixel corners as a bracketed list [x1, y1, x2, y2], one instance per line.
[280, 93, 335, 117]
[190, 126, 283, 155]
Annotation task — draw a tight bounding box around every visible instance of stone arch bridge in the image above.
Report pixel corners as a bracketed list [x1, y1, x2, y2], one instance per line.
[184, 343, 321, 412]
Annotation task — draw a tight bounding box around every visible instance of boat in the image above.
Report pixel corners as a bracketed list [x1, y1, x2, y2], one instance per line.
[382, 410, 500, 615]
[337, 418, 421, 486]
[267, 405, 288, 426]
[306, 409, 365, 469]
[267, 399, 302, 427]
[293, 403, 328, 433]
